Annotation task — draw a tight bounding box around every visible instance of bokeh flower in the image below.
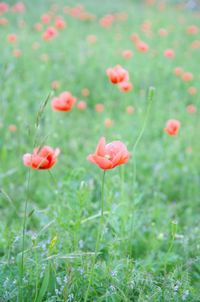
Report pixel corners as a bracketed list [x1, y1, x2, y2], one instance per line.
[164, 119, 180, 136]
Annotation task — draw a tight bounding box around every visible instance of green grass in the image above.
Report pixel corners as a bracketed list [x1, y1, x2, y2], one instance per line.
[0, 0, 200, 301]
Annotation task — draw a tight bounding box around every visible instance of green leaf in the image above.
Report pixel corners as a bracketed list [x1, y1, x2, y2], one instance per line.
[36, 264, 50, 302]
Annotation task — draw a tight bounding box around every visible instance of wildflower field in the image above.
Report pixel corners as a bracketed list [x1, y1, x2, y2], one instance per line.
[0, 0, 200, 301]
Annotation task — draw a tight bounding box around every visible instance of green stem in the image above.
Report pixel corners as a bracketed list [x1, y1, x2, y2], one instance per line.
[20, 168, 31, 301]
[129, 87, 155, 257]
[84, 170, 106, 302]
[132, 86, 155, 154]
[164, 220, 177, 274]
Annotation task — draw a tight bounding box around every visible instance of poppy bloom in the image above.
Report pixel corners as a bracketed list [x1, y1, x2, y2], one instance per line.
[87, 137, 129, 170]
[174, 67, 183, 77]
[8, 124, 17, 132]
[12, 2, 25, 13]
[141, 21, 151, 33]
[43, 27, 57, 41]
[131, 33, 140, 44]
[81, 88, 90, 97]
[7, 34, 17, 43]
[0, 17, 8, 26]
[164, 49, 175, 58]
[77, 100, 87, 110]
[86, 34, 97, 44]
[187, 86, 197, 95]
[12, 49, 22, 57]
[158, 28, 168, 37]
[51, 80, 60, 90]
[41, 13, 51, 24]
[122, 49, 133, 59]
[51, 91, 76, 112]
[137, 41, 149, 52]
[182, 72, 193, 82]
[104, 118, 113, 128]
[118, 81, 133, 92]
[164, 119, 180, 136]
[187, 25, 198, 35]
[0, 2, 9, 13]
[99, 14, 114, 28]
[187, 104, 197, 113]
[34, 23, 43, 32]
[95, 103, 104, 113]
[126, 105, 135, 114]
[55, 17, 66, 29]
[23, 146, 60, 170]
[191, 40, 200, 49]
[106, 65, 129, 84]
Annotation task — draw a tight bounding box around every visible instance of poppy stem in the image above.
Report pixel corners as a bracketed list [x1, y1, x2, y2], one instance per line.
[20, 168, 31, 301]
[132, 86, 155, 153]
[101, 170, 106, 218]
[164, 220, 177, 274]
[129, 87, 155, 256]
[84, 170, 106, 302]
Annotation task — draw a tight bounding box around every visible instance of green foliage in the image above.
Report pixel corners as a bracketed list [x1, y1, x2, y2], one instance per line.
[0, 0, 199, 301]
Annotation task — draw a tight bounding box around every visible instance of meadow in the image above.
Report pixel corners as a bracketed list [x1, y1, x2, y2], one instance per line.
[0, 0, 200, 301]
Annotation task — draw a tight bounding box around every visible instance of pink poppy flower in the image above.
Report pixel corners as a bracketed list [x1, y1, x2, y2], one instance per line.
[43, 27, 57, 41]
[164, 49, 175, 58]
[41, 14, 51, 24]
[12, 2, 25, 13]
[182, 72, 193, 82]
[158, 28, 168, 37]
[87, 137, 129, 170]
[0, 2, 9, 13]
[126, 106, 135, 114]
[118, 81, 133, 92]
[7, 33, 17, 43]
[137, 41, 149, 52]
[0, 17, 8, 26]
[95, 103, 104, 113]
[104, 118, 113, 128]
[187, 86, 197, 95]
[187, 104, 196, 113]
[81, 88, 90, 97]
[55, 17, 66, 29]
[122, 49, 133, 59]
[187, 25, 198, 35]
[174, 67, 184, 77]
[77, 100, 87, 110]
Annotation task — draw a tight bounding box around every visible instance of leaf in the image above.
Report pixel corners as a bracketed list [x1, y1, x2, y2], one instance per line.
[28, 209, 35, 217]
[36, 264, 50, 302]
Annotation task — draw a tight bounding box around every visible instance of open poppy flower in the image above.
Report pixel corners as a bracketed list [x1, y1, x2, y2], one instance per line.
[164, 119, 180, 136]
[51, 91, 76, 111]
[87, 137, 129, 170]
[23, 146, 60, 170]
[118, 81, 133, 92]
[106, 65, 129, 84]
[43, 27, 57, 41]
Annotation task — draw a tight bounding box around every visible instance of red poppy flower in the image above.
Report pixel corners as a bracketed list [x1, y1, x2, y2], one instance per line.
[51, 91, 76, 112]
[87, 137, 129, 170]
[23, 146, 60, 170]
[164, 119, 180, 136]
[106, 65, 129, 84]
